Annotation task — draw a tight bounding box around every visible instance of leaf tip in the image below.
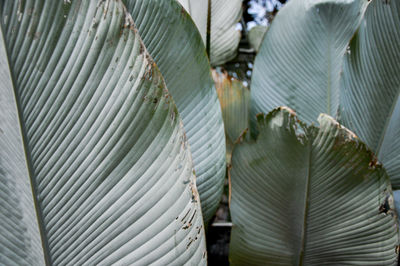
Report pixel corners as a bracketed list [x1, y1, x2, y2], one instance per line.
[318, 113, 358, 140]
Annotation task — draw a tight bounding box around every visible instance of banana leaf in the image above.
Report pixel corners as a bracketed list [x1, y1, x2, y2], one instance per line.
[125, 0, 227, 223]
[0, 1, 206, 264]
[230, 107, 398, 265]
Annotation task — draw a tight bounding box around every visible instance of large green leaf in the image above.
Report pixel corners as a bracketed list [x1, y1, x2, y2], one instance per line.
[0, 0, 206, 264]
[125, 0, 226, 223]
[250, 0, 368, 129]
[0, 27, 45, 265]
[339, 0, 400, 188]
[230, 107, 398, 265]
[177, 0, 242, 66]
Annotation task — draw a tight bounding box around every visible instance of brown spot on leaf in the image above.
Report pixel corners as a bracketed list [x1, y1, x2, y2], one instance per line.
[139, 42, 145, 55]
[186, 239, 194, 249]
[368, 157, 381, 170]
[188, 210, 196, 224]
[181, 208, 190, 222]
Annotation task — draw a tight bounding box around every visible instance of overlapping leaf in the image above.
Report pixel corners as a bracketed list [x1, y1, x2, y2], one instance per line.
[177, 0, 242, 66]
[230, 107, 398, 265]
[213, 69, 250, 164]
[0, 0, 206, 264]
[208, 0, 242, 66]
[125, 0, 226, 223]
[178, 0, 208, 43]
[248, 25, 268, 53]
[339, 0, 400, 188]
[250, 0, 368, 129]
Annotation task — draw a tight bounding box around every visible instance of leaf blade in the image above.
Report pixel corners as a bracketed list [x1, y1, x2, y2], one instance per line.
[250, 0, 368, 128]
[339, 0, 400, 187]
[213, 69, 250, 164]
[1, 0, 207, 264]
[209, 0, 242, 66]
[230, 108, 398, 265]
[126, 0, 226, 223]
[0, 23, 45, 266]
[177, 0, 242, 66]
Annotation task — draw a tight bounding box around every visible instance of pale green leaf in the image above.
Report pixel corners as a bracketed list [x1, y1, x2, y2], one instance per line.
[230, 107, 398, 265]
[0, 26, 45, 266]
[339, 0, 400, 188]
[177, 0, 242, 66]
[248, 25, 268, 53]
[209, 0, 242, 66]
[1, 0, 206, 264]
[125, 0, 226, 223]
[250, 0, 369, 129]
[178, 0, 208, 44]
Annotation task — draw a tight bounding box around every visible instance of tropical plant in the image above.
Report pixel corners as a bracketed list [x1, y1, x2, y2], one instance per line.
[230, 108, 398, 265]
[338, 0, 400, 188]
[249, 0, 400, 187]
[177, 0, 242, 66]
[1, 0, 399, 265]
[124, 0, 226, 224]
[227, 0, 400, 264]
[0, 0, 225, 264]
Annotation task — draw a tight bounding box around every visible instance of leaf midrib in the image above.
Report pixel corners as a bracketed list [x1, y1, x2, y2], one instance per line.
[0, 24, 52, 265]
[299, 139, 312, 266]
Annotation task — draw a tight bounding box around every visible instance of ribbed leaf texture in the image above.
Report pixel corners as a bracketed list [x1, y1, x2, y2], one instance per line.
[0, 0, 207, 264]
[125, 0, 226, 223]
[230, 107, 399, 265]
[250, 0, 368, 130]
[0, 28, 45, 266]
[177, 0, 208, 44]
[209, 0, 242, 66]
[177, 0, 242, 66]
[339, 0, 400, 188]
